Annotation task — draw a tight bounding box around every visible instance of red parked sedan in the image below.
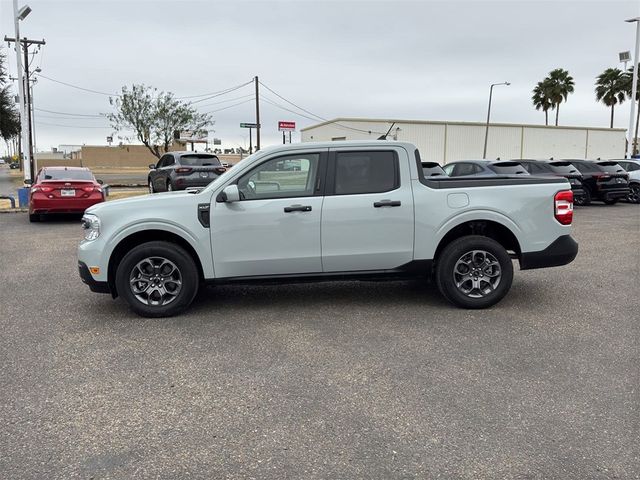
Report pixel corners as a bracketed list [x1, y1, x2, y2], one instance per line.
[28, 167, 105, 222]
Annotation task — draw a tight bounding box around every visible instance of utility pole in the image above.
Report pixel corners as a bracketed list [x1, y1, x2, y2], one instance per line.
[5, 34, 45, 180]
[625, 17, 640, 158]
[254, 76, 260, 151]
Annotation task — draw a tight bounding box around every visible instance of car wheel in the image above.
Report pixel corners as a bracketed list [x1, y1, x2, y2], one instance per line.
[436, 235, 514, 309]
[148, 179, 154, 194]
[574, 188, 591, 206]
[627, 183, 640, 204]
[115, 241, 199, 318]
[167, 181, 173, 192]
[603, 198, 618, 205]
[29, 213, 40, 223]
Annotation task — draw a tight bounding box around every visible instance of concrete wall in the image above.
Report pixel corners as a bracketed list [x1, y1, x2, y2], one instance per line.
[301, 118, 627, 163]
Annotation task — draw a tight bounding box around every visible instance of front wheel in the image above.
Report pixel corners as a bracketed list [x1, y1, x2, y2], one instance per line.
[574, 188, 591, 206]
[436, 235, 514, 309]
[115, 241, 199, 317]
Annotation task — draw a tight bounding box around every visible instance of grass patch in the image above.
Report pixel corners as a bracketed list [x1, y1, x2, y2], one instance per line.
[106, 188, 148, 201]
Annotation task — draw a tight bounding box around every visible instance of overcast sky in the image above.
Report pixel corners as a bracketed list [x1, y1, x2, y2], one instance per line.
[1, 0, 639, 153]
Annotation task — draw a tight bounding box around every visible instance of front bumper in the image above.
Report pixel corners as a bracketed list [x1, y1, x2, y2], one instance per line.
[78, 261, 110, 294]
[519, 235, 579, 270]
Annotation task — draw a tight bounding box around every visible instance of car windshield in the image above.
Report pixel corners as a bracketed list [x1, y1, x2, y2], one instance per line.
[549, 161, 579, 174]
[488, 162, 528, 174]
[596, 162, 626, 174]
[42, 169, 94, 181]
[179, 154, 221, 166]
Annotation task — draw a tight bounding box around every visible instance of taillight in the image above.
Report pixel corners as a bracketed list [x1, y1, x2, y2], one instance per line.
[82, 186, 95, 192]
[593, 173, 610, 181]
[31, 185, 52, 193]
[175, 167, 192, 174]
[554, 190, 573, 225]
[215, 167, 226, 174]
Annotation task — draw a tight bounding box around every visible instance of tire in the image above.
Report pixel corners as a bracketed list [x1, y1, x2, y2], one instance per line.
[574, 188, 591, 206]
[148, 179, 154, 194]
[603, 198, 618, 205]
[627, 183, 640, 204]
[435, 235, 514, 309]
[29, 213, 40, 223]
[115, 241, 199, 318]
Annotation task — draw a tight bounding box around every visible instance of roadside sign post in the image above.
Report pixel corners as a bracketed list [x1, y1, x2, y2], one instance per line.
[240, 123, 259, 153]
[278, 121, 296, 144]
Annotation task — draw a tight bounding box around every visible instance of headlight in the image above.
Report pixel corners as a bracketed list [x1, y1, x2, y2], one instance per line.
[81, 213, 101, 241]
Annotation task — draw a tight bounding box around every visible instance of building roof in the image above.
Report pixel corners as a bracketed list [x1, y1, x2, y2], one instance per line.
[300, 117, 627, 133]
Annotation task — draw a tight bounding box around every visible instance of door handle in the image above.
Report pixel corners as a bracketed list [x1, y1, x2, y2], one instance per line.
[373, 200, 401, 208]
[284, 205, 312, 213]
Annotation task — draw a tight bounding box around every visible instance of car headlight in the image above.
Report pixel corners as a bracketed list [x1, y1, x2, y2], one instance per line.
[81, 213, 101, 241]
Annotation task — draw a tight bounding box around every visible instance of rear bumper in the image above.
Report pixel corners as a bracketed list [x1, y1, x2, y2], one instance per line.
[599, 187, 629, 200]
[31, 197, 104, 214]
[78, 261, 111, 294]
[173, 176, 218, 190]
[519, 235, 578, 270]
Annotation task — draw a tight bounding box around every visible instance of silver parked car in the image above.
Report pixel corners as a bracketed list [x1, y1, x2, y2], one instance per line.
[148, 152, 227, 193]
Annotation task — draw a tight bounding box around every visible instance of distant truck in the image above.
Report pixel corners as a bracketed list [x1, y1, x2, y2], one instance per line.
[78, 141, 578, 317]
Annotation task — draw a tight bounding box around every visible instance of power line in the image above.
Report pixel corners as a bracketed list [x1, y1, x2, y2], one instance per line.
[188, 80, 254, 104]
[37, 73, 120, 97]
[36, 121, 111, 129]
[35, 107, 104, 117]
[35, 113, 107, 121]
[196, 93, 255, 109]
[258, 81, 387, 135]
[203, 97, 255, 115]
[175, 80, 253, 100]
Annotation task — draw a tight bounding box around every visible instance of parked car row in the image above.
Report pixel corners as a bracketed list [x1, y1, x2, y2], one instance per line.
[436, 158, 640, 205]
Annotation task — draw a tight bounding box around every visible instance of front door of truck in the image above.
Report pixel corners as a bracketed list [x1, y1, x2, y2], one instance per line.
[210, 151, 327, 279]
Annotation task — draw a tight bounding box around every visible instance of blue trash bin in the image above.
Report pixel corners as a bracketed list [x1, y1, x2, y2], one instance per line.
[17, 187, 29, 208]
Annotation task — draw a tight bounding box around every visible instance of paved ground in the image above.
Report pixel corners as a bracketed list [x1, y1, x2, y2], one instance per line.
[0, 205, 638, 479]
[0, 166, 18, 196]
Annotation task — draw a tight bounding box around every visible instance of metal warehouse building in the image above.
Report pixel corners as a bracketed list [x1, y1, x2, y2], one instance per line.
[300, 118, 626, 163]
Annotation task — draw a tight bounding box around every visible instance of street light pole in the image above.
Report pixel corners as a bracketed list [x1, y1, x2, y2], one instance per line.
[483, 82, 510, 159]
[12, 0, 31, 182]
[626, 17, 640, 158]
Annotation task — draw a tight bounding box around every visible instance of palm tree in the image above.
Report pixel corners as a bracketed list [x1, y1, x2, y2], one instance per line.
[595, 68, 626, 128]
[0, 48, 20, 141]
[532, 80, 553, 125]
[544, 68, 575, 126]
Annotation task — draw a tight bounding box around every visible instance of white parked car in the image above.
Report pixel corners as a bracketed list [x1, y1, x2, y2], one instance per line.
[78, 141, 578, 317]
[612, 159, 640, 203]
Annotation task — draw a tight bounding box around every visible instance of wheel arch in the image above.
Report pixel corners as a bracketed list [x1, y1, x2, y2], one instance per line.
[434, 219, 522, 263]
[107, 229, 204, 297]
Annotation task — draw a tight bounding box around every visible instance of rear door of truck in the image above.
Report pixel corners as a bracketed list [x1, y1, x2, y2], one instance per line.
[321, 146, 415, 272]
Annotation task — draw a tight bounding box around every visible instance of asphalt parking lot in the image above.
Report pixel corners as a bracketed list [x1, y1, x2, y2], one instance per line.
[0, 204, 638, 479]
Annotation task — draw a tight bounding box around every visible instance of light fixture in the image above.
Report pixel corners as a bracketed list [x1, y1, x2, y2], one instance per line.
[17, 5, 31, 21]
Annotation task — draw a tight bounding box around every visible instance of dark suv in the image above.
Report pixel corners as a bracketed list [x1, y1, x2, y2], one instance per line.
[567, 160, 629, 205]
[443, 160, 529, 177]
[148, 152, 226, 193]
[511, 160, 586, 204]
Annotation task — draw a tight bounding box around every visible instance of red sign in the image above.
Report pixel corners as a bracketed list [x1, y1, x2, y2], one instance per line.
[278, 121, 296, 132]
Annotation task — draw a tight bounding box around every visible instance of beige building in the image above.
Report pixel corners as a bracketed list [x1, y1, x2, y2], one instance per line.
[301, 118, 627, 163]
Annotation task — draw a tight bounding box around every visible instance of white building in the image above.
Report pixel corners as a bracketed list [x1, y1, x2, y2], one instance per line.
[301, 118, 626, 163]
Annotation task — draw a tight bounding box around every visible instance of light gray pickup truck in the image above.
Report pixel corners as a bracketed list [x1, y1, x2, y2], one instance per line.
[78, 141, 578, 317]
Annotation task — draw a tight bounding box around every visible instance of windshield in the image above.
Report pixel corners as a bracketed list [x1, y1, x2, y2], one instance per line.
[179, 154, 221, 166]
[201, 151, 264, 193]
[596, 162, 626, 174]
[549, 161, 579, 174]
[41, 169, 94, 181]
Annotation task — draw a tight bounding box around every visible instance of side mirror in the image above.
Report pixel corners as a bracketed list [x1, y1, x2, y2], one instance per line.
[24, 178, 33, 185]
[96, 179, 104, 185]
[149, 164, 156, 170]
[219, 184, 240, 203]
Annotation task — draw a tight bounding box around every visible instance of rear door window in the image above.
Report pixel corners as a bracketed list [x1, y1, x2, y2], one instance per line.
[334, 151, 398, 195]
[525, 162, 552, 174]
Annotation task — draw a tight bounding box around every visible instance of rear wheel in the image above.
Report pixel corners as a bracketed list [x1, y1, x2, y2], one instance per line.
[436, 235, 513, 309]
[115, 241, 199, 317]
[29, 213, 40, 223]
[574, 188, 591, 206]
[627, 183, 640, 204]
